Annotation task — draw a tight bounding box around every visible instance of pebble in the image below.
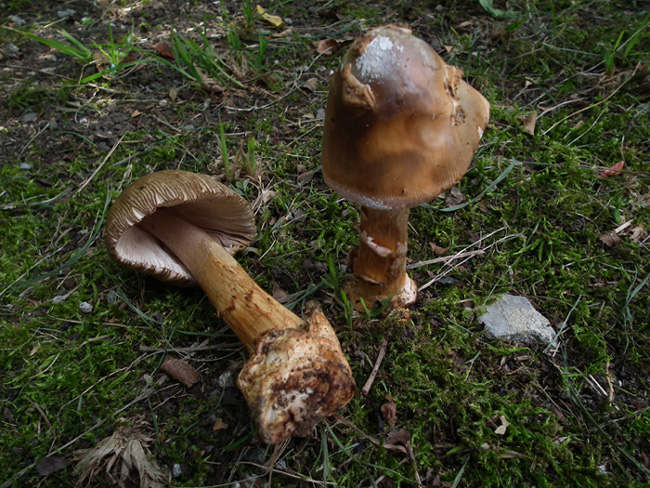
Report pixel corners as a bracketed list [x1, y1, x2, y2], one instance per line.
[79, 302, 93, 314]
[172, 464, 182, 477]
[217, 371, 234, 388]
[106, 290, 119, 304]
[57, 9, 76, 18]
[22, 112, 38, 123]
[19, 162, 32, 170]
[8, 15, 26, 26]
[479, 294, 556, 345]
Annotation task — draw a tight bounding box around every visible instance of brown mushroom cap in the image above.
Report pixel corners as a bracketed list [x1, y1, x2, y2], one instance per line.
[105, 170, 256, 285]
[321, 25, 491, 210]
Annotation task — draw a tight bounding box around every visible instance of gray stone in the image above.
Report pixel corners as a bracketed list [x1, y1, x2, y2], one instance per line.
[57, 9, 76, 18]
[479, 294, 555, 345]
[9, 15, 26, 27]
[22, 112, 38, 123]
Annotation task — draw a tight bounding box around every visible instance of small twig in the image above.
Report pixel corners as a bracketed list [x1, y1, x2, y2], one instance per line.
[75, 133, 125, 195]
[138, 343, 240, 353]
[19, 120, 51, 158]
[24, 396, 53, 431]
[605, 361, 616, 403]
[3, 64, 75, 80]
[419, 228, 521, 292]
[148, 113, 183, 133]
[361, 340, 388, 396]
[406, 440, 424, 487]
[541, 66, 638, 136]
[407, 250, 485, 270]
[333, 415, 407, 455]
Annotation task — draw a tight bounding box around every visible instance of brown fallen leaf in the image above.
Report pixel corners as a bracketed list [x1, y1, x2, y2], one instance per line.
[212, 417, 229, 431]
[380, 395, 398, 427]
[272, 282, 290, 304]
[153, 41, 174, 59]
[600, 160, 625, 178]
[35, 455, 68, 476]
[160, 356, 200, 387]
[313, 38, 350, 55]
[92, 51, 111, 74]
[429, 242, 450, 256]
[385, 428, 411, 447]
[302, 77, 319, 92]
[628, 225, 648, 243]
[445, 186, 466, 207]
[599, 231, 620, 247]
[519, 112, 537, 135]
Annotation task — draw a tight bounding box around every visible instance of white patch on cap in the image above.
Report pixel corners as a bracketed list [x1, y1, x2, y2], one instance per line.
[355, 35, 403, 82]
[477, 126, 484, 139]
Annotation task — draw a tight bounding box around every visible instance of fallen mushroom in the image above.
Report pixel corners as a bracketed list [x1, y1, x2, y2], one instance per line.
[105, 170, 355, 443]
[321, 25, 490, 310]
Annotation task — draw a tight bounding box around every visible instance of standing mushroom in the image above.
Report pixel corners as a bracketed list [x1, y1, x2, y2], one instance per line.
[105, 170, 355, 444]
[321, 25, 490, 310]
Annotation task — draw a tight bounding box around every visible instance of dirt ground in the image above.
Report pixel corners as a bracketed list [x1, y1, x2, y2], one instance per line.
[2, 0, 650, 487]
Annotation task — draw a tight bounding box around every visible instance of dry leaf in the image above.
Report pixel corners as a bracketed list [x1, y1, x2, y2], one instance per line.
[160, 356, 200, 387]
[445, 186, 466, 207]
[35, 455, 68, 476]
[519, 112, 537, 135]
[429, 243, 450, 256]
[628, 225, 648, 243]
[272, 282, 290, 303]
[256, 5, 285, 28]
[74, 416, 170, 488]
[600, 160, 625, 178]
[92, 51, 110, 74]
[385, 428, 411, 447]
[266, 28, 293, 40]
[313, 38, 349, 55]
[303, 77, 319, 92]
[153, 41, 174, 59]
[131, 109, 142, 118]
[212, 418, 229, 431]
[599, 231, 621, 247]
[380, 395, 398, 427]
[494, 414, 510, 435]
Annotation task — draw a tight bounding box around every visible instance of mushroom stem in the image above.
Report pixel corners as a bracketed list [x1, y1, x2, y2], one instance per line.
[348, 206, 416, 310]
[139, 207, 355, 443]
[140, 208, 304, 351]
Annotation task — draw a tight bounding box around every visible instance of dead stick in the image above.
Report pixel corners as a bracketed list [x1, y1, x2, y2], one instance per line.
[361, 340, 388, 396]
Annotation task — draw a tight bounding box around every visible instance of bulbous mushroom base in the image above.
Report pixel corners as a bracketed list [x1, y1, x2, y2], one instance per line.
[346, 273, 418, 312]
[237, 303, 356, 444]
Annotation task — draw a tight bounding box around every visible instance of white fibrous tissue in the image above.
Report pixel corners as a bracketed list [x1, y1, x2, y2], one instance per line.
[354, 35, 403, 82]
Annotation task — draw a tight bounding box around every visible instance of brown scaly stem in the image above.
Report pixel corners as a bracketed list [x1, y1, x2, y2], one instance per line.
[348, 206, 417, 310]
[141, 208, 304, 352]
